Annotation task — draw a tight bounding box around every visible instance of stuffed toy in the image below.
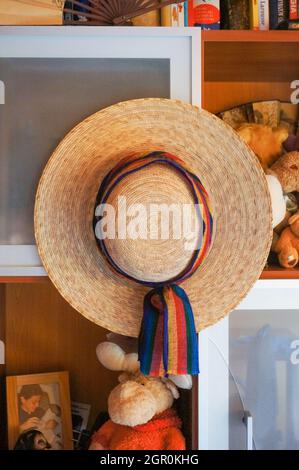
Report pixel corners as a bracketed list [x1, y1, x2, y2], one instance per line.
[89, 341, 191, 451]
[14, 430, 51, 450]
[268, 151, 299, 194]
[266, 174, 286, 229]
[283, 134, 299, 153]
[267, 152, 299, 265]
[236, 123, 288, 171]
[273, 213, 299, 268]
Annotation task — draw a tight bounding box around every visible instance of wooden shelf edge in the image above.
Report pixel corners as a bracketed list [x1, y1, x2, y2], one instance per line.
[1, 269, 299, 282]
[202, 30, 299, 43]
[260, 267, 299, 279]
[0, 276, 49, 283]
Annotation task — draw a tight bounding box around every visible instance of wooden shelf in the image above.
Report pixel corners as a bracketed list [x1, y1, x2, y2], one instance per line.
[260, 266, 299, 279]
[202, 30, 299, 42]
[1, 267, 299, 282]
[202, 29, 299, 113]
[0, 276, 49, 283]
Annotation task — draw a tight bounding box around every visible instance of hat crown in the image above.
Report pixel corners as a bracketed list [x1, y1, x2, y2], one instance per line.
[100, 161, 200, 283]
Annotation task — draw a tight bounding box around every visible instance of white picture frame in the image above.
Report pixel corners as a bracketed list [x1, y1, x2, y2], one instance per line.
[0, 26, 201, 276]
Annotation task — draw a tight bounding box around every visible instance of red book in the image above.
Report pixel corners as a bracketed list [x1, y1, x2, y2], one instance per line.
[290, 0, 299, 19]
[188, 0, 220, 29]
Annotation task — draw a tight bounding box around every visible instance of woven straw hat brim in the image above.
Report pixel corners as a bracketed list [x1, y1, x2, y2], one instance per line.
[34, 98, 272, 337]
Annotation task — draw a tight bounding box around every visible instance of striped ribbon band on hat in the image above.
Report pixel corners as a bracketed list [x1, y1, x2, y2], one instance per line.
[94, 151, 213, 376]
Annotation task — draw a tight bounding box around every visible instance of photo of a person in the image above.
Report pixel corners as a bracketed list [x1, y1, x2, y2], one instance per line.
[17, 383, 63, 450]
[18, 384, 45, 434]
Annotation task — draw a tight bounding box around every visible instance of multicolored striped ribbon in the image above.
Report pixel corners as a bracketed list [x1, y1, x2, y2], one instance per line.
[94, 151, 213, 376]
[139, 285, 199, 376]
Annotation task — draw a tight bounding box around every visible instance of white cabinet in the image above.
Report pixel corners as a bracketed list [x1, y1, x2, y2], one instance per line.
[199, 280, 299, 450]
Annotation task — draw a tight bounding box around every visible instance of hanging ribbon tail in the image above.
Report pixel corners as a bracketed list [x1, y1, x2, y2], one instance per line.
[138, 285, 199, 377]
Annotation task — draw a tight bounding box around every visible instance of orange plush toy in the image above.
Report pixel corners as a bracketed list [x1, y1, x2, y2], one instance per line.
[90, 406, 185, 451]
[273, 213, 299, 268]
[237, 123, 288, 171]
[89, 341, 191, 451]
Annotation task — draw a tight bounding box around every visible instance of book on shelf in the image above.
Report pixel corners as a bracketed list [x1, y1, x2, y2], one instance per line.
[159, 0, 298, 29]
[269, 0, 290, 28]
[184, 1, 188, 25]
[259, 0, 270, 29]
[161, 2, 186, 27]
[289, 0, 299, 19]
[221, 0, 249, 30]
[250, 0, 259, 30]
[187, 0, 220, 29]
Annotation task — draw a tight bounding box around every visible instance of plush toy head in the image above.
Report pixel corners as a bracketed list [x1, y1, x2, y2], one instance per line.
[108, 372, 178, 427]
[273, 213, 299, 268]
[268, 151, 299, 194]
[237, 124, 288, 171]
[96, 339, 192, 427]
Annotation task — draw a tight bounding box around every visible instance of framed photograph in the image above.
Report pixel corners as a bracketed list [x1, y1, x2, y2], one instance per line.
[6, 371, 73, 450]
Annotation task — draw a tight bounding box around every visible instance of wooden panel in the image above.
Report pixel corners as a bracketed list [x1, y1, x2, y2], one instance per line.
[4, 282, 118, 431]
[0, 277, 49, 284]
[191, 376, 198, 450]
[203, 34, 299, 114]
[204, 42, 299, 83]
[203, 81, 293, 114]
[176, 389, 192, 450]
[203, 30, 299, 43]
[0, 285, 7, 449]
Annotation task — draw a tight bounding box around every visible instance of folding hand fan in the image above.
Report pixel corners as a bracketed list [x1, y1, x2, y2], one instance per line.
[64, 0, 184, 25]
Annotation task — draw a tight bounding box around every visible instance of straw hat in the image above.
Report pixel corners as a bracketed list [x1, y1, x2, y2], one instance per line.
[34, 98, 272, 337]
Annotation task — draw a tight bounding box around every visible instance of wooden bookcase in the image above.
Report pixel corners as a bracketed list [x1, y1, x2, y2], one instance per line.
[0, 279, 195, 449]
[202, 30, 299, 280]
[1, 29, 299, 450]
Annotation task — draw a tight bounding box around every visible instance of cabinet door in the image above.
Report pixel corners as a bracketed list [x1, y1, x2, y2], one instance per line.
[0, 27, 201, 275]
[199, 280, 299, 450]
[230, 308, 299, 450]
